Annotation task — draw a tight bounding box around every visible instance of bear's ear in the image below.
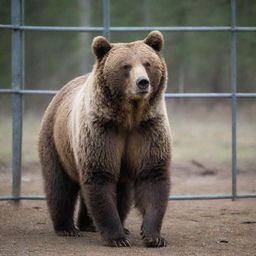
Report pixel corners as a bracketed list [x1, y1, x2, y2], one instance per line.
[92, 36, 112, 60]
[144, 30, 164, 52]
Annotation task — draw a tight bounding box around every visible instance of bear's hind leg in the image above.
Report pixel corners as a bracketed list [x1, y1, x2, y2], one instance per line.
[77, 194, 96, 232]
[44, 160, 80, 237]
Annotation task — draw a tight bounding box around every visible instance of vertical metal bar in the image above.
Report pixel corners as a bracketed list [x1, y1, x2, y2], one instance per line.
[11, 0, 24, 204]
[230, 0, 237, 201]
[103, 0, 110, 40]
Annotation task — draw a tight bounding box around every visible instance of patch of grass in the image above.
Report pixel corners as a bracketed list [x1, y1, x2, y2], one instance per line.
[0, 103, 255, 174]
[0, 114, 12, 161]
[168, 102, 256, 172]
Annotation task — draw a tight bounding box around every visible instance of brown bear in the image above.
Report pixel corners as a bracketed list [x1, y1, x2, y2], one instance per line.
[38, 31, 172, 248]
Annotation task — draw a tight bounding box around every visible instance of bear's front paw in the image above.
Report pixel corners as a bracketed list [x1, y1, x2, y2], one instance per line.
[140, 229, 167, 248]
[104, 237, 131, 247]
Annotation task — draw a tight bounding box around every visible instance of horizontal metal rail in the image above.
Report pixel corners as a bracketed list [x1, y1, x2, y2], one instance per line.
[1, 25, 256, 32]
[165, 93, 256, 98]
[1, 89, 256, 98]
[0, 196, 46, 201]
[1, 194, 256, 201]
[169, 194, 256, 200]
[0, 89, 58, 95]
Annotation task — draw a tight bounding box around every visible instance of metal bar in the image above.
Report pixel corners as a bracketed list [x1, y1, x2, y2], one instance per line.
[231, 0, 237, 201]
[11, 0, 23, 205]
[0, 89, 58, 95]
[1, 90, 256, 98]
[166, 93, 232, 98]
[165, 93, 256, 98]
[103, 0, 110, 39]
[1, 24, 256, 32]
[0, 24, 104, 32]
[110, 26, 256, 32]
[169, 194, 256, 200]
[236, 93, 256, 97]
[1, 193, 256, 201]
[0, 196, 45, 201]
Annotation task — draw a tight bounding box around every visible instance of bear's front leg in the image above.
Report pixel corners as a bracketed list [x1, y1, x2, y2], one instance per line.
[81, 173, 130, 247]
[135, 167, 170, 248]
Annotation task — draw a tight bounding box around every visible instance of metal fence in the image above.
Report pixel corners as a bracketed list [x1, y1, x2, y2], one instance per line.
[0, 0, 256, 203]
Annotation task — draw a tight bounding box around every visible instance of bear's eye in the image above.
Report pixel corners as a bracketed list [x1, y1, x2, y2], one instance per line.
[123, 64, 132, 71]
[144, 62, 151, 68]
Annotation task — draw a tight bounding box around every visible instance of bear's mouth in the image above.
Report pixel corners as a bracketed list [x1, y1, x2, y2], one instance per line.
[127, 88, 150, 100]
[136, 89, 149, 95]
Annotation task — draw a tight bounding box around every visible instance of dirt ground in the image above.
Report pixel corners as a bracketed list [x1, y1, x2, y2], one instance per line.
[0, 162, 256, 256]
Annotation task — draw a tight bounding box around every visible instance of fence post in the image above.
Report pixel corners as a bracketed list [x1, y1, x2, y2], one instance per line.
[230, 0, 237, 201]
[103, 0, 110, 40]
[11, 0, 24, 204]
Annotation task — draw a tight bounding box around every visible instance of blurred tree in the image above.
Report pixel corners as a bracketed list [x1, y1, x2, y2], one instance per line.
[0, 0, 11, 92]
[0, 0, 255, 111]
[23, 0, 82, 91]
[79, 0, 91, 74]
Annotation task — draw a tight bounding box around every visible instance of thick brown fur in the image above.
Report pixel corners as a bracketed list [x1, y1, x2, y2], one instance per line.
[38, 31, 172, 247]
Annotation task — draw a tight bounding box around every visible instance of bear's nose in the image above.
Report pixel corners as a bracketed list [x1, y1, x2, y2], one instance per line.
[136, 76, 149, 90]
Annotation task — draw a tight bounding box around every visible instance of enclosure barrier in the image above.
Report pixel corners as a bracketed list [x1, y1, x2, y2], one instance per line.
[0, 0, 256, 203]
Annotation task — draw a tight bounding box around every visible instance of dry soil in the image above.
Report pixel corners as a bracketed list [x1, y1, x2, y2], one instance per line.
[0, 162, 256, 256]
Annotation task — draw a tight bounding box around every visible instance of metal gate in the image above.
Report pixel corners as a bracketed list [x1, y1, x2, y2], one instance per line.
[0, 0, 256, 202]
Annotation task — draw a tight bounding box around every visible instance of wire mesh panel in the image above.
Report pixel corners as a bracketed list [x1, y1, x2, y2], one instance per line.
[0, 0, 255, 202]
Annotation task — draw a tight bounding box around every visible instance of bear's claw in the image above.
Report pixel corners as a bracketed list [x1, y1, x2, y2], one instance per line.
[106, 238, 131, 247]
[140, 228, 167, 247]
[144, 236, 167, 248]
[123, 227, 130, 235]
[56, 227, 82, 237]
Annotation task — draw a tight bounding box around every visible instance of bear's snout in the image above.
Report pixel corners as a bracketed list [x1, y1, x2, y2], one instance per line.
[136, 76, 149, 92]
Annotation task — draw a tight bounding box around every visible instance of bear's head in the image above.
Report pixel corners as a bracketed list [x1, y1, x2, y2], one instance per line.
[91, 31, 167, 120]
